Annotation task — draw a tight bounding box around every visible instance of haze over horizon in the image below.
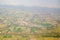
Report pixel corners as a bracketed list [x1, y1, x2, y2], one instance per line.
[0, 0, 60, 8]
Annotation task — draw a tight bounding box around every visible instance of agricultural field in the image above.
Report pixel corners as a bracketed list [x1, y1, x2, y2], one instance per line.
[0, 7, 60, 40]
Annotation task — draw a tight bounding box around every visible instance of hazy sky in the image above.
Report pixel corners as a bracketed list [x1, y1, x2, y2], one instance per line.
[0, 0, 60, 8]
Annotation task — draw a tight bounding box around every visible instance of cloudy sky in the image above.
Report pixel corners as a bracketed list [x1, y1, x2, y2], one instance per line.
[0, 0, 60, 8]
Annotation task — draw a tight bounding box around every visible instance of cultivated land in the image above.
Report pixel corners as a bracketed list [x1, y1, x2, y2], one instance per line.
[0, 7, 60, 40]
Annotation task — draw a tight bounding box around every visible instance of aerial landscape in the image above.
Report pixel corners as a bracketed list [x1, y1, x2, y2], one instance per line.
[0, 0, 60, 40]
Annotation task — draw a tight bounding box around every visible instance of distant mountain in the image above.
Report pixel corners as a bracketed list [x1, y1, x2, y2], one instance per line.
[0, 5, 60, 13]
